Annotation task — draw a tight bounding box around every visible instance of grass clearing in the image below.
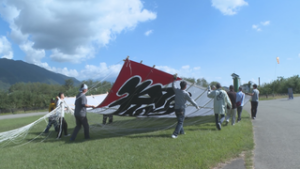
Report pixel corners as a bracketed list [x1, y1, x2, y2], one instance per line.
[0, 111, 254, 169]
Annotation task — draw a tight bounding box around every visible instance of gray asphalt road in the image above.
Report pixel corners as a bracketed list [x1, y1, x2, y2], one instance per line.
[244, 97, 300, 169]
[0, 112, 47, 120]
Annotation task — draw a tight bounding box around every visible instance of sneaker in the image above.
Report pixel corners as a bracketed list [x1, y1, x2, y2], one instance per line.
[171, 135, 178, 139]
[217, 123, 221, 130]
[225, 120, 229, 126]
[64, 134, 71, 137]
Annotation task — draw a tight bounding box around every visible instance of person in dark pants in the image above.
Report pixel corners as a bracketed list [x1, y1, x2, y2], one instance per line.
[56, 92, 70, 138]
[70, 84, 95, 141]
[171, 75, 199, 139]
[247, 84, 260, 120]
[103, 114, 113, 124]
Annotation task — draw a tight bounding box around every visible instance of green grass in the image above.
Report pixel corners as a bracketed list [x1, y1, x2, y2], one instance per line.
[0, 111, 254, 169]
[0, 109, 47, 116]
[260, 94, 300, 101]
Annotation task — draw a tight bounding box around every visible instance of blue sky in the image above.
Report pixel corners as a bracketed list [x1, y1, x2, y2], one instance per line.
[0, 0, 300, 86]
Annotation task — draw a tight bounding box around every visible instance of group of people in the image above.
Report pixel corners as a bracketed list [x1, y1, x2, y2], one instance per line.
[44, 84, 115, 141]
[171, 76, 259, 138]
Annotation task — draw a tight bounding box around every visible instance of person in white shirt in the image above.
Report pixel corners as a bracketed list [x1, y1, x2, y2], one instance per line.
[56, 92, 70, 138]
[246, 84, 259, 120]
[236, 87, 245, 122]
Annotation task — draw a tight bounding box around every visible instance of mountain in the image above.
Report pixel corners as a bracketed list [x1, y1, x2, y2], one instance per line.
[0, 58, 80, 88]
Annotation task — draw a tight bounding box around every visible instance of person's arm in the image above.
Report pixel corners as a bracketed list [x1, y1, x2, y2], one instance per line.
[207, 90, 215, 98]
[48, 104, 52, 112]
[172, 74, 177, 91]
[225, 92, 232, 109]
[185, 93, 199, 109]
[82, 96, 95, 108]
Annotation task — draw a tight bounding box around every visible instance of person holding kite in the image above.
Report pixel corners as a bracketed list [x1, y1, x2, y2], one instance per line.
[70, 84, 95, 141]
[207, 83, 232, 130]
[171, 75, 199, 139]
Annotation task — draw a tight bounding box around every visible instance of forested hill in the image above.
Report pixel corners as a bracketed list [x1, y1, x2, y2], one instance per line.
[0, 58, 80, 86]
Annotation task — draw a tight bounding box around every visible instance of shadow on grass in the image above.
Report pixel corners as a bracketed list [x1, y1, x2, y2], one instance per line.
[23, 115, 217, 144]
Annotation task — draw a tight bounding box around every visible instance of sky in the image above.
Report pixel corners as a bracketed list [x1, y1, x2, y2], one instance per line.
[0, 0, 300, 87]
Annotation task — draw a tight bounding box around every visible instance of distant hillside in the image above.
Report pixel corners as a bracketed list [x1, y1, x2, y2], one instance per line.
[0, 58, 80, 90]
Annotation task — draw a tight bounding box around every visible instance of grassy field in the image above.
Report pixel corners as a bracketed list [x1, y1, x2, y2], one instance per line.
[259, 94, 300, 101]
[0, 109, 48, 116]
[0, 111, 254, 169]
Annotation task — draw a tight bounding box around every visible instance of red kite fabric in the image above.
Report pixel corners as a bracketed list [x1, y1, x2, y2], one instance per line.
[97, 59, 181, 108]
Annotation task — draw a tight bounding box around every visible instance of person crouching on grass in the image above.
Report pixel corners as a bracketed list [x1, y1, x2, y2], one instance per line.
[171, 75, 200, 139]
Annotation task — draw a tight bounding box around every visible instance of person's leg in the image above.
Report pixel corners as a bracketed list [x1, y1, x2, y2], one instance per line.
[70, 116, 82, 141]
[251, 101, 254, 119]
[179, 109, 186, 134]
[44, 119, 53, 133]
[219, 114, 225, 124]
[232, 109, 237, 125]
[173, 109, 184, 136]
[253, 102, 258, 118]
[62, 118, 68, 135]
[237, 106, 243, 121]
[215, 114, 221, 130]
[103, 115, 107, 124]
[225, 109, 231, 124]
[57, 118, 63, 138]
[82, 116, 90, 139]
[108, 115, 113, 123]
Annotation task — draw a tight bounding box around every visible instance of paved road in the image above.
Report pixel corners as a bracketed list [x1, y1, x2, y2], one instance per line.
[244, 97, 300, 169]
[0, 112, 47, 120]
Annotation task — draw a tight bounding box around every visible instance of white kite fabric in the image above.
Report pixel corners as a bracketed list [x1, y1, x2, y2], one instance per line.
[0, 101, 74, 145]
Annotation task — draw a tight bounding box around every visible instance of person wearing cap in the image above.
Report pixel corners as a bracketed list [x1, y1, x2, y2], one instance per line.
[171, 75, 200, 139]
[236, 87, 245, 122]
[225, 85, 237, 125]
[207, 83, 232, 130]
[70, 84, 95, 141]
[246, 84, 259, 120]
[43, 98, 59, 133]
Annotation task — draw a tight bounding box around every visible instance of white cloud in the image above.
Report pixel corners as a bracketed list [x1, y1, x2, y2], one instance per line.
[0, 36, 13, 59]
[19, 41, 45, 64]
[145, 30, 153, 36]
[0, 0, 157, 63]
[252, 21, 270, 32]
[156, 65, 201, 79]
[211, 0, 248, 15]
[181, 65, 190, 69]
[79, 62, 123, 80]
[193, 66, 201, 70]
[252, 24, 261, 31]
[261, 21, 270, 26]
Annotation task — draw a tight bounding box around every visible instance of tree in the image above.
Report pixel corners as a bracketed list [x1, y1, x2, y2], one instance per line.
[64, 79, 74, 90]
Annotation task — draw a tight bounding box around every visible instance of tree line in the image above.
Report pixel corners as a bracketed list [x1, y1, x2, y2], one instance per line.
[0, 79, 113, 114]
[259, 75, 300, 95]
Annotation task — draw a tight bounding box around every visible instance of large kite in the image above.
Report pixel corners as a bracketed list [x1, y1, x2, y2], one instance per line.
[0, 58, 251, 144]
